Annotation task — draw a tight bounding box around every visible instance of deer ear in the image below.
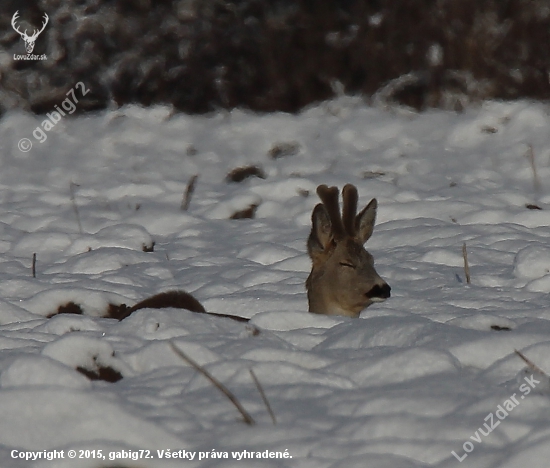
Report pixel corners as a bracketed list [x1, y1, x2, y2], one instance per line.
[307, 203, 333, 258]
[355, 198, 377, 244]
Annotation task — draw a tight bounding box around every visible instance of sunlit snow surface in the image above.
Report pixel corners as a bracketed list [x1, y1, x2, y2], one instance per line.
[1, 99, 550, 467]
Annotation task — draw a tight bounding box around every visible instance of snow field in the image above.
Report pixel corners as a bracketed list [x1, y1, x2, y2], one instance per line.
[0, 98, 550, 466]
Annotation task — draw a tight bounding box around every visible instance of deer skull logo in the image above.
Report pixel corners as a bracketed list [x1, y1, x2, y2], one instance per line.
[11, 11, 49, 54]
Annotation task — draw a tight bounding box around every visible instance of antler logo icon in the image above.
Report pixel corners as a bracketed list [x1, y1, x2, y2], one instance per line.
[11, 11, 49, 54]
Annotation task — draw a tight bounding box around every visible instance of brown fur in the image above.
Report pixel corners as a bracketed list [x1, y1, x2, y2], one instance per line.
[50, 291, 248, 323]
[108, 290, 249, 322]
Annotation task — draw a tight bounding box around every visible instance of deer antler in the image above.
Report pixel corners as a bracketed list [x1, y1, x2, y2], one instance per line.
[316, 185, 346, 240]
[35, 13, 49, 38]
[11, 11, 26, 38]
[342, 184, 358, 237]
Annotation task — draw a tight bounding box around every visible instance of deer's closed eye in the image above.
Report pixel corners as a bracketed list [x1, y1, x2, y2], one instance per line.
[339, 262, 355, 268]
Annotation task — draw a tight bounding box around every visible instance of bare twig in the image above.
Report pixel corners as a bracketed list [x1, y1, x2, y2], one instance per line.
[181, 174, 198, 211]
[525, 144, 541, 193]
[515, 349, 548, 376]
[170, 341, 255, 425]
[32, 253, 36, 278]
[69, 182, 83, 234]
[462, 243, 471, 284]
[249, 368, 276, 425]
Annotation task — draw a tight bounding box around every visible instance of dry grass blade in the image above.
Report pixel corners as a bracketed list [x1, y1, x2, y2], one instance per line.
[462, 242, 471, 284]
[249, 368, 276, 425]
[32, 253, 36, 278]
[525, 144, 540, 193]
[181, 174, 198, 211]
[69, 182, 83, 234]
[515, 349, 548, 376]
[170, 341, 255, 425]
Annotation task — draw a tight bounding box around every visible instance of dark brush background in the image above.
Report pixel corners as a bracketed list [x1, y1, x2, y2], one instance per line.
[0, 0, 549, 115]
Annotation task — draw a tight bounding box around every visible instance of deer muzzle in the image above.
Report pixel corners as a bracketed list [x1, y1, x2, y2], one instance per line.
[365, 283, 391, 302]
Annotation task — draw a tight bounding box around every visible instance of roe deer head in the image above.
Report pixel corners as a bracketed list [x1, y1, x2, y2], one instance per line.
[306, 184, 390, 317]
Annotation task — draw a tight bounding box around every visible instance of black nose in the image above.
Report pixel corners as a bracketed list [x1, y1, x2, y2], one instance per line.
[366, 283, 391, 299]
